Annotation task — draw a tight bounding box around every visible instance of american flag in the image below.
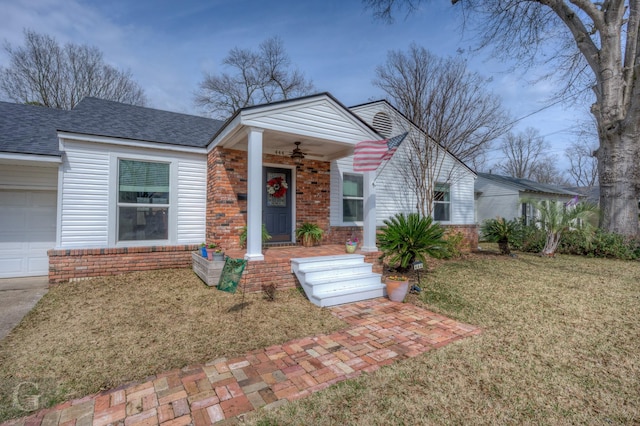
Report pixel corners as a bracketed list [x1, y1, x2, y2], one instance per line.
[353, 132, 408, 172]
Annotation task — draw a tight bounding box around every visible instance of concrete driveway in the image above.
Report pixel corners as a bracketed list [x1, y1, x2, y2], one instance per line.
[0, 276, 49, 341]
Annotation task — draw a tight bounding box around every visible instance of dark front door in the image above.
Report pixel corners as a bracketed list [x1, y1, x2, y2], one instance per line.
[263, 167, 292, 242]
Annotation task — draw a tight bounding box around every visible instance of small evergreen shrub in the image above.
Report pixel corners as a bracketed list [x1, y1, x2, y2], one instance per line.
[377, 213, 446, 271]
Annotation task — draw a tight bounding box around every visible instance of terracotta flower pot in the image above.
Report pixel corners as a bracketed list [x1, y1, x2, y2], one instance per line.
[385, 278, 409, 302]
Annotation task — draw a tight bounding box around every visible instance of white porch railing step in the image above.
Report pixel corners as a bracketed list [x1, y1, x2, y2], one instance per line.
[291, 254, 386, 307]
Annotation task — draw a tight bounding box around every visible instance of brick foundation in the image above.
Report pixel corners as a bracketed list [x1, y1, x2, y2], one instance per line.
[442, 224, 479, 252]
[47, 245, 199, 283]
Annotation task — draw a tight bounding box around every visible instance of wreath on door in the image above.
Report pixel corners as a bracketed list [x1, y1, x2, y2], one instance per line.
[266, 176, 288, 198]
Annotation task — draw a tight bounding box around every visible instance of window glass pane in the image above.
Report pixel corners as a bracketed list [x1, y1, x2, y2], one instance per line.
[343, 199, 363, 222]
[119, 160, 169, 203]
[434, 184, 450, 201]
[434, 203, 450, 221]
[119, 206, 168, 241]
[343, 174, 363, 197]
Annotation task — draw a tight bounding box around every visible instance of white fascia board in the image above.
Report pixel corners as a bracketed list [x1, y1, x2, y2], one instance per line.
[0, 152, 62, 164]
[207, 114, 242, 152]
[57, 132, 206, 155]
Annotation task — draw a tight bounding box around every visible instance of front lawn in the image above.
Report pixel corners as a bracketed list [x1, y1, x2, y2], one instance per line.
[0, 269, 345, 423]
[248, 252, 640, 425]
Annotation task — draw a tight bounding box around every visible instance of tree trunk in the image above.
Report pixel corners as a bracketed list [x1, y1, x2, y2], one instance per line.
[542, 231, 561, 257]
[596, 129, 640, 237]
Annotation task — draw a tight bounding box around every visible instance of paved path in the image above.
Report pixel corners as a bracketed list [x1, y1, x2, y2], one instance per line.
[4, 299, 480, 426]
[0, 276, 48, 341]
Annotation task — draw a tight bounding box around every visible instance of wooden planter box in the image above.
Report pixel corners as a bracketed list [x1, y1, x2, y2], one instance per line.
[192, 252, 225, 286]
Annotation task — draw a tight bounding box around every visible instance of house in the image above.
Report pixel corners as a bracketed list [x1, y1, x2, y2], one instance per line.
[475, 172, 582, 225]
[0, 93, 477, 287]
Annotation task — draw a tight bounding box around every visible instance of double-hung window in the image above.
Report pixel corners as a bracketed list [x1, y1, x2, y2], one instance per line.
[433, 183, 450, 221]
[343, 173, 363, 222]
[118, 159, 170, 241]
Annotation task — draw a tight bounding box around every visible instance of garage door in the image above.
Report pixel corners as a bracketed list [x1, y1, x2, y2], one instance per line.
[0, 190, 56, 278]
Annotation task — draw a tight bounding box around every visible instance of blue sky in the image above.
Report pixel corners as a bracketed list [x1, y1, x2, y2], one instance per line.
[0, 0, 589, 170]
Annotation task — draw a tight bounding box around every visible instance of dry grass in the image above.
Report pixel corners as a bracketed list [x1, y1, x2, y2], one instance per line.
[0, 269, 345, 422]
[248, 252, 640, 425]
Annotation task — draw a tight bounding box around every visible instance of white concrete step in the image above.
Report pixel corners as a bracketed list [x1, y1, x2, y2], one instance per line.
[291, 254, 385, 307]
[309, 283, 387, 308]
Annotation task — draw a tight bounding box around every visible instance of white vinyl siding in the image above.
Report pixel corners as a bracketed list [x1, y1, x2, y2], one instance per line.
[342, 102, 476, 226]
[58, 139, 206, 248]
[177, 159, 207, 242]
[475, 178, 524, 224]
[241, 97, 374, 145]
[330, 151, 475, 226]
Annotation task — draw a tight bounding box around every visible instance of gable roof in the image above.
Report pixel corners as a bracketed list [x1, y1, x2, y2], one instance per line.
[62, 98, 224, 148]
[209, 92, 381, 147]
[478, 172, 579, 196]
[0, 101, 66, 156]
[349, 99, 476, 176]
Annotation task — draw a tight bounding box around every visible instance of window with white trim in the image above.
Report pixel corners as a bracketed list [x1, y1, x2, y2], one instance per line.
[118, 159, 170, 241]
[433, 183, 450, 221]
[343, 173, 363, 222]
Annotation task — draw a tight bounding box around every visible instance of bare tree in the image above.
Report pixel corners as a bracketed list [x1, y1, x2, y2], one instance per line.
[565, 118, 599, 187]
[494, 127, 566, 184]
[195, 36, 315, 119]
[374, 44, 508, 165]
[364, 0, 640, 237]
[373, 44, 509, 217]
[0, 30, 145, 109]
[565, 140, 599, 188]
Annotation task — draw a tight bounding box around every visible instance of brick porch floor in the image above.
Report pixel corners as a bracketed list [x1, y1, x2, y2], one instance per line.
[3, 299, 480, 426]
[225, 244, 364, 262]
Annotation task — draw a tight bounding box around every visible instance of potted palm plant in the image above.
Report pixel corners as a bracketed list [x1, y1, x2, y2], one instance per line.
[295, 222, 324, 247]
[378, 213, 446, 302]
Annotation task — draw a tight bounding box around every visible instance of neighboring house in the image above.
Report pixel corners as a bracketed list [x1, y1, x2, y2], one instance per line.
[0, 93, 477, 282]
[475, 172, 581, 225]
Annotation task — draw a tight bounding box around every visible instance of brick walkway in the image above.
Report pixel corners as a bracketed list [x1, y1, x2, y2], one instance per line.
[4, 299, 480, 426]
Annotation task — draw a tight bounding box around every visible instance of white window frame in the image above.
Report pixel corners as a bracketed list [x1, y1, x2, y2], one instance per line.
[433, 182, 451, 222]
[109, 153, 177, 247]
[342, 172, 364, 224]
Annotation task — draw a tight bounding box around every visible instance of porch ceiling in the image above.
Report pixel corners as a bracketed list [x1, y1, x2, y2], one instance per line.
[221, 128, 356, 162]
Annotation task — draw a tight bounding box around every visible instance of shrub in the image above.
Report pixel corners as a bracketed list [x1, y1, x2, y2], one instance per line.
[511, 223, 545, 253]
[377, 213, 446, 271]
[480, 217, 520, 255]
[434, 231, 465, 259]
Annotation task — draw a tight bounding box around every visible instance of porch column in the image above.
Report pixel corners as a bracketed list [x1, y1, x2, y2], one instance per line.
[245, 127, 264, 261]
[361, 170, 378, 252]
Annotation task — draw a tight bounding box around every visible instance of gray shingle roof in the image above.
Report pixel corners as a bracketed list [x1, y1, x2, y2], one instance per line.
[478, 172, 580, 196]
[0, 101, 66, 156]
[0, 98, 225, 157]
[62, 98, 224, 148]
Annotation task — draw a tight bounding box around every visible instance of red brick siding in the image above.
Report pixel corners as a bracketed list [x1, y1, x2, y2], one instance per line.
[206, 147, 331, 248]
[47, 245, 199, 283]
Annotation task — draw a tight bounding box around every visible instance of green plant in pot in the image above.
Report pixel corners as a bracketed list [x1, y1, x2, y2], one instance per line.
[295, 222, 324, 247]
[239, 224, 272, 248]
[480, 217, 520, 255]
[378, 213, 446, 272]
[209, 243, 224, 261]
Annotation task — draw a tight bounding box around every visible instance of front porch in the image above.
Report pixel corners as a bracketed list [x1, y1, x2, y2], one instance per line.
[224, 244, 384, 294]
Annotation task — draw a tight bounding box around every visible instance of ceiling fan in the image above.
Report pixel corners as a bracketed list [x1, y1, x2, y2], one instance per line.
[290, 141, 306, 164]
